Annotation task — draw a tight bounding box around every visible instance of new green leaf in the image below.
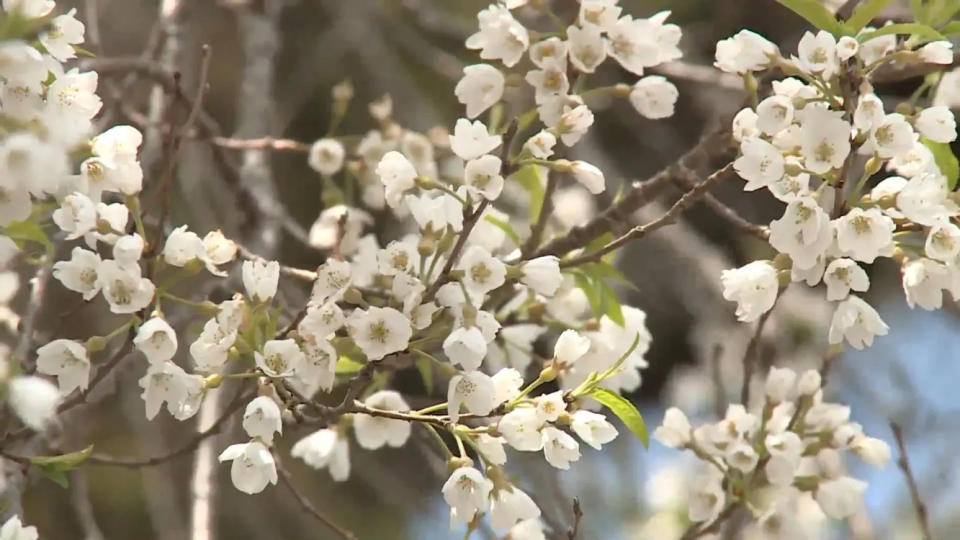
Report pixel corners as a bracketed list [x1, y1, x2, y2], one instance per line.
[777, 0, 846, 36]
[512, 165, 545, 222]
[858, 22, 946, 42]
[845, 0, 895, 32]
[589, 388, 649, 448]
[921, 138, 960, 189]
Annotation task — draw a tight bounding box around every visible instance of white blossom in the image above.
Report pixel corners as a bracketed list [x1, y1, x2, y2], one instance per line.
[53, 247, 101, 300]
[291, 428, 350, 481]
[902, 258, 949, 310]
[242, 396, 282, 443]
[926, 219, 960, 262]
[96, 260, 155, 314]
[553, 329, 590, 367]
[868, 113, 916, 159]
[555, 105, 593, 146]
[828, 296, 889, 349]
[571, 410, 618, 450]
[915, 106, 957, 143]
[569, 160, 605, 194]
[688, 470, 725, 522]
[795, 30, 838, 77]
[919, 40, 953, 64]
[8, 375, 59, 430]
[534, 391, 566, 423]
[489, 486, 541, 532]
[815, 476, 866, 519]
[566, 24, 606, 73]
[134, 317, 178, 364]
[353, 390, 412, 449]
[714, 30, 777, 73]
[769, 196, 834, 270]
[498, 408, 544, 451]
[346, 306, 412, 361]
[801, 107, 851, 174]
[307, 138, 345, 175]
[463, 154, 504, 200]
[218, 441, 277, 495]
[376, 151, 418, 208]
[735, 137, 785, 191]
[242, 259, 279, 303]
[654, 407, 692, 448]
[448, 370, 496, 423]
[524, 130, 557, 159]
[541, 426, 581, 469]
[823, 258, 869, 301]
[465, 4, 529, 67]
[449, 118, 501, 161]
[442, 466, 493, 528]
[255, 339, 304, 378]
[520, 256, 561, 296]
[721, 260, 779, 322]
[834, 207, 895, 263]
[629, 76, 678, 119]
[756, 95, 794, 135]
[458, 245, 506, 297]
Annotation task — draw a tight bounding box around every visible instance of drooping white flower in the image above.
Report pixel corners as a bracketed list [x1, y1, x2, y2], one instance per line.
[578, 0, 621, 29]
[307, 138, 345, 175]
[815, 476, 867, 519]
[455, 64, 505, 119]
[606, 13, 679, 74]
[834, 207, 895, 263]
[541, 426, 581, 469]
[308, 205, 373, 254]
[768, 196, 834, 270]
[353, 390, 412, 449]
[217, 441, 277, 495]
[463, 154, 504, 200]
[346, 307, 412, 361]
[915, 106, 957, 143]
[242, 396, 282, 443]
[525, 60, 569, 105]
[52, 192, 96, 240]
[488, 486, 541, 532]
[520, 256, 561, 296]
[201, 230, 236, 274]
[448, 370, 496, 423]
[8, 375, 59, 430]
[688, 469, 725, 522]
[311, 259, 352, 304]
[291, 428, 350, 481]
[720, 260, 779, 322]
[465, 4, 530, 67]
[524, 130, 557, 159]
[96, 260, 155, 314]
[756, 95, 794, 135]
[903, 258, 949, 310]
[134, 317, 178, 364]
[491, 367, 522, 406]
[163, 225, 204, 267]
[852, 435, 890, 468]
[376, 151, 418, 208]
[801, 107, 851, 174]
[90, 125, 143, 195]
[190, 319, 236, 373]
[443, 326, 487, 371]
[138, 361, 194, 420]
[528, 37, 568, 69]
[714, 30, 777, 73]
[795, 30, 838, 77]
[476, 433, 508, 465]
[3, 0, 54, 18]
[255, 339, 304, 378]
[110, 235, 143, 267]
[569, 160, 605, 194]
[854, 93, 884, 132]
[836, 36, 859, 61]
[828, 296, 889, 349]
[458, 245, 506, 298]
[553, 329, 591, 369]
[570, 410, 618, 450]
[405, 192, 464, 233]
[732, 107, 760, 142]
[498, 408, 544, 451]
[653, 407, 691, 448]
[0, 515, 38, 540]
[897, 172, 958, 226]
[566, 24, 606, 73]
[764, 366, 796, 404]
[53, 247, 101, 300]
[919, 40, 954, 64]
[823, 258, 869, 301]
[291, 338, 338, 397]
[449, 118, 501, 161]
[629, 76, 678, 120]
[735, 137, 785, 191]
[555, 105, 594, 147]
[442, 466, 493, 528]
[241, 259, 279, 303]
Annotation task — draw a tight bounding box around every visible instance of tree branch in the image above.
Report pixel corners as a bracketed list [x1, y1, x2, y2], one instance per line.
[275, 453, 358, 540]
[891, 423, 933, 540]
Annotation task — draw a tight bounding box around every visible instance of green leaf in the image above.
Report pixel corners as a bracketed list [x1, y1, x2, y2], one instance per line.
[484, 215, 522, 248]
[589, 388, 649, 448]
[595, 278, 624, 327]
[415, 356, 433, 393]
[29, 445, 94, 468]
[512, 165, 545, 222]
[845, 0, 896, 32]
[911, 0, 930, 24]
[335, 355, 365, 374]
[2, 219, 52, 252]
[37, 465, 69, 488]
[942, 20, 960, 35]
[777, 0, 846, 36]
[921, 137, 960, 189]
[515, 108, 540, 134]
[572, 271, 602, 320]
[858, 22, 946, 42]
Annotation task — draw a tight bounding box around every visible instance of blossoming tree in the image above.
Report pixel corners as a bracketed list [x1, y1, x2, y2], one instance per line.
[0, 0, 957, 538]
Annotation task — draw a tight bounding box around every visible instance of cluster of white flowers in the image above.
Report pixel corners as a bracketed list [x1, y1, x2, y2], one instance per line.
[719, 27, 959, 349]
[655, 366, 890, 531]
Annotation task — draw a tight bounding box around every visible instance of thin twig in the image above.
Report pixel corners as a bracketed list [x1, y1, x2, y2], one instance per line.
[13, 260, 53, 371]
[890, 423, 934, 540]
[566, 498, 583, 540]
[275, 453, 358, 540]
[422, 200, 490, 302]
[533, 128, 735, 259]
[670, 170, 769, 241]
[559, 164, 735, 268]
[522, 174, 559, 257]
[85, 389, 253, 468]
[740, 303, 776, 405]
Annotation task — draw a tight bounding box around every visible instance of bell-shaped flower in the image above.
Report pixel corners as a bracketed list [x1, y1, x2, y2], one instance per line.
[133, 317, 178, 364]
[242, 396, 283, 443]
[353, 390, 412, 450]
[217, 441, 277, 495]
[291, 428, 350, 481]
